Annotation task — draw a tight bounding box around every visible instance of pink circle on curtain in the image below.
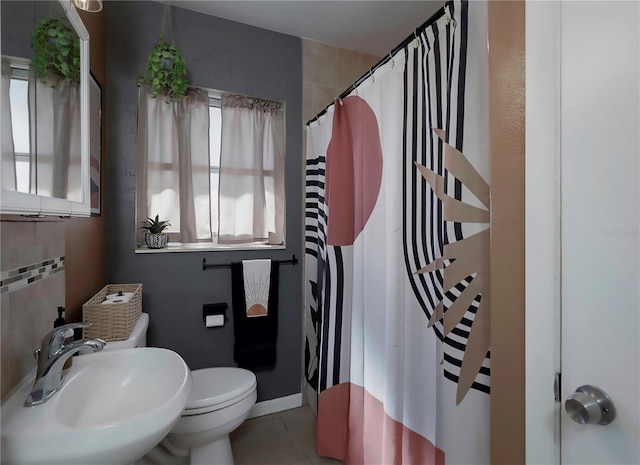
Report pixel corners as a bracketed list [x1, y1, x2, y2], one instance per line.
[325, 96, 383, 246]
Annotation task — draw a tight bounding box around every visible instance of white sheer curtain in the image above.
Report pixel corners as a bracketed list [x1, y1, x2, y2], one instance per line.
[136, 86, 211, 244]
[218, 94, 285, 244]
[34, 79, 82, 201]
[2, 60, 82, 199]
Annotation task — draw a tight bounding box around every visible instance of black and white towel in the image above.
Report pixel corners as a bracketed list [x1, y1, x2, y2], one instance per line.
[231, 260, 279, 370]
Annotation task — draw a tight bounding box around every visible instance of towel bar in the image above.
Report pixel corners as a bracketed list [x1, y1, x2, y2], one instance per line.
[202, 254, 298, 270]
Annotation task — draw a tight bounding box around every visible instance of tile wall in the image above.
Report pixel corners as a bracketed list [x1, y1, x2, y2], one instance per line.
[0, 219, 66, 400]
[302, 38, 381, 137]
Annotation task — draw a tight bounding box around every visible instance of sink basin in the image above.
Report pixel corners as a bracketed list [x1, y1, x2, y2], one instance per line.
[1, 348, 192, 465]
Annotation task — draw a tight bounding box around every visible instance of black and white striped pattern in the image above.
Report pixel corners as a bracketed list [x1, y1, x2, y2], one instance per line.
[402, 0, 490, 395]
[317, 245, 348, 392]
[305, 143, 350, 394]
[304, 151, 327, 393]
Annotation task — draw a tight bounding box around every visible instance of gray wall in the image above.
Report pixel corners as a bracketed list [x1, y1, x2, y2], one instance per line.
[1, 1, 67, 59]
[105, 1, 303, 402]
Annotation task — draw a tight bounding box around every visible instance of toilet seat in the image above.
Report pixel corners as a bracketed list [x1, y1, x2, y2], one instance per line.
[182, 367, 257, 416]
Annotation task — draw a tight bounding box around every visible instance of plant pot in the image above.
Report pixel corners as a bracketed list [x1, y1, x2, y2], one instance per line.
[145, 233, 167, 249]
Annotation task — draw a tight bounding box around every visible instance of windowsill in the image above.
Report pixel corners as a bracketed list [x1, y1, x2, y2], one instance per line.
[135, 242, 286, 254]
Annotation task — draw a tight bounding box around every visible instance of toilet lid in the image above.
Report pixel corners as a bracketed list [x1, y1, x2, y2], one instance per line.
[185, 367, 256, 411]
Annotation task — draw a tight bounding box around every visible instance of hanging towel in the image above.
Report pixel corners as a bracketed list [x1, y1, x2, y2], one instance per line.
[242, 259, 271, 317]
[231, 260, 279, 370]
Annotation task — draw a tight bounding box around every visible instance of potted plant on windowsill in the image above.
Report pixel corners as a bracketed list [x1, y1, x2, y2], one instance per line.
[140, 215, 171, 249]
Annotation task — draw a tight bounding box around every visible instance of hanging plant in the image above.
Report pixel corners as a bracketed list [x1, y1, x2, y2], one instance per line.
[138, 37, 190, 102]
[32, 17, 80, 85]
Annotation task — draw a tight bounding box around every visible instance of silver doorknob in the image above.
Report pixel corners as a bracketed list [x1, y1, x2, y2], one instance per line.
[565, 385, 616, 425]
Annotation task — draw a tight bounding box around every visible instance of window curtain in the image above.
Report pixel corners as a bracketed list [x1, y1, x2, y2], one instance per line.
[34, 78, 82, 201]
[1, 59, 16, 190]
[2, 63, 81, 199]
[136, 86, 211, 245]
[218, 94, 285, 244]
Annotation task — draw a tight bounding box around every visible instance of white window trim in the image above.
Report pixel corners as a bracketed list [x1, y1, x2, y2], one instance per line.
[135, 242, 286, 254]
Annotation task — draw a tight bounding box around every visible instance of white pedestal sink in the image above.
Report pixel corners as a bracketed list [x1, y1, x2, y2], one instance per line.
[1, 348, 192, 465]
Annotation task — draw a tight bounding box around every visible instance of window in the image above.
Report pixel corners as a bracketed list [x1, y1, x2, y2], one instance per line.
[3, 57, 83, 201]
[10, 81, 30, 193]
[208, 97, 221, 239]
[136, 87, 286, 251]
[6, 61, 32, 193]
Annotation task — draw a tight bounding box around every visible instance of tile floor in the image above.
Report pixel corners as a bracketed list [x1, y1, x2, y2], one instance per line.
[229, 405, 344, 465]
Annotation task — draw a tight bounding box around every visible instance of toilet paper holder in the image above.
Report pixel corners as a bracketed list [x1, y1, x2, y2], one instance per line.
[203, 303, 227, 328]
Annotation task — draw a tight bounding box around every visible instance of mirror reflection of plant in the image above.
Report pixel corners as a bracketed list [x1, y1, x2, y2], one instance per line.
[138, 37, 191, 102]
[32, 17, 80, 85]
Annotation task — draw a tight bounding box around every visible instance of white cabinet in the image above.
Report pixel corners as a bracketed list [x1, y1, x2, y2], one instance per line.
[0, 0, 91, 217]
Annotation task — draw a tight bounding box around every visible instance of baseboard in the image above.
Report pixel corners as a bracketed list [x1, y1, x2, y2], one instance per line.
[247, 392, 303, 418]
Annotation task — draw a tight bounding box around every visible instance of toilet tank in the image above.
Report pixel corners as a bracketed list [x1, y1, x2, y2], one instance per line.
[101, 313, 149, 350]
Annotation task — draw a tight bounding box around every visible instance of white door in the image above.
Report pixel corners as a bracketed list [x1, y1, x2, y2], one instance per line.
[560, 1, 639, 464]
[525, 1, 639, 464]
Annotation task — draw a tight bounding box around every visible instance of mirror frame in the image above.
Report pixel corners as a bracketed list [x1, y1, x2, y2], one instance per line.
[0, 0, 90, 217]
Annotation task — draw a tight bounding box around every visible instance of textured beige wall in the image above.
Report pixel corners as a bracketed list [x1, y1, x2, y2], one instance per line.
[302, 39, 380, 126]
[65, 9, 107, 325]
[489, 1, 526, 463]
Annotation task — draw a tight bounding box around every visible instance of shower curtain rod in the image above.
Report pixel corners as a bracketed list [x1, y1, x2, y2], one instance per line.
[306, 4, 447, 126]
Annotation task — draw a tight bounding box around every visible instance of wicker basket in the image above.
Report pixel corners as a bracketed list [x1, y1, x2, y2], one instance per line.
[82, 284, 142, 341]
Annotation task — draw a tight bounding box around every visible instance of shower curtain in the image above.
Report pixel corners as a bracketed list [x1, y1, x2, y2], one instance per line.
[304, 1, 490, 464]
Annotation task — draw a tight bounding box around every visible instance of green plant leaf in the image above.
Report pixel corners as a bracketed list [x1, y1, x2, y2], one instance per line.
[32, 17, 80, 85]
[139, 37, 191, 102]
[140, 214, 171, 233]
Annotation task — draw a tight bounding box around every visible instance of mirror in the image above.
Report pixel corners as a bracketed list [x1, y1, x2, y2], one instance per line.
[1, 0, 90, 216]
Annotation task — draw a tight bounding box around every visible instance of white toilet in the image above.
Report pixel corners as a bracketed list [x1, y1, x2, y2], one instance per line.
[163, 367, 257, 465]
[104, 313, 257, 465]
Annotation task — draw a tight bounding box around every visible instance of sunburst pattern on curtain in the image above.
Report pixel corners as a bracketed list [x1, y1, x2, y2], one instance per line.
[414, 128, 490, 405]
[401, 0, 491, 401]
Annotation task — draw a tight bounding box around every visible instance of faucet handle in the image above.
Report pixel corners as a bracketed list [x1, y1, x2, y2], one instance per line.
[42, 322, 92, 357]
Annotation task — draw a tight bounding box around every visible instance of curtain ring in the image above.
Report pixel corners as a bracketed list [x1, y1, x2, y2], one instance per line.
[353, 87, 358, 97]
[388, 52, 395, 68]
[338, 97, 343, 107]
[369, 68, 375, 84]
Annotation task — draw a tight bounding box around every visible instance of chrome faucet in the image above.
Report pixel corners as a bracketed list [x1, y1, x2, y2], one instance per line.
[25, 322, 105, 407]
